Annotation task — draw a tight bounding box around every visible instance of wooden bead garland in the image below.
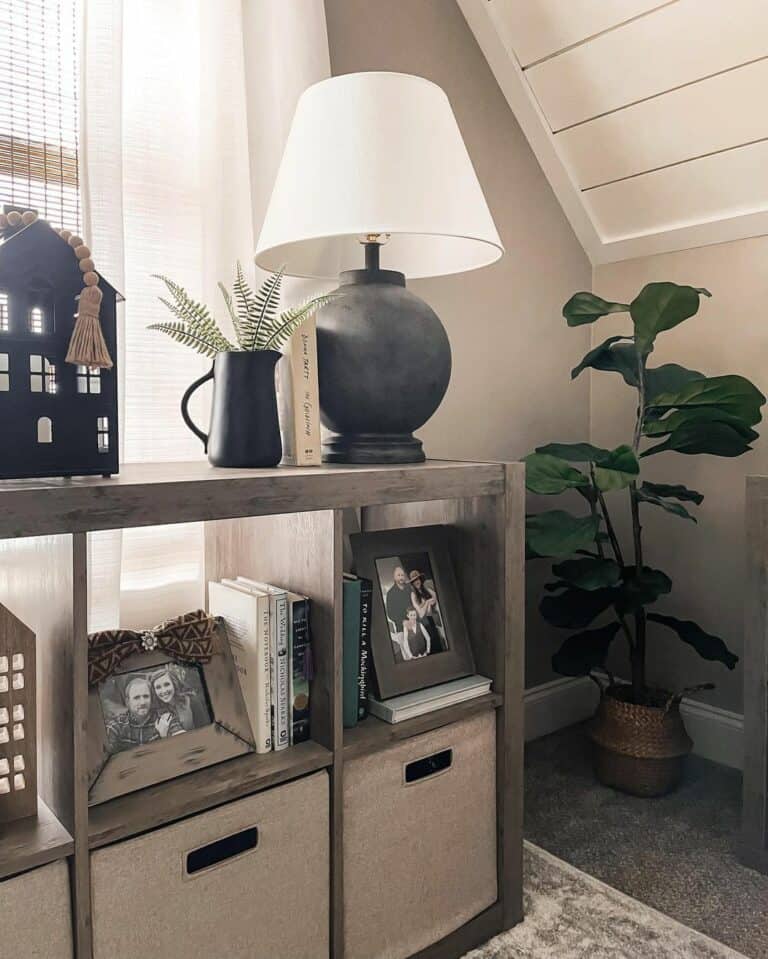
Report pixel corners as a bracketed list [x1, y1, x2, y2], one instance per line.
[0, 209, 113, 369]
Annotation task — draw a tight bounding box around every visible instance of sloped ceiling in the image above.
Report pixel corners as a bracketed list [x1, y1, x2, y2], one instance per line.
[458, 0, 768, 264]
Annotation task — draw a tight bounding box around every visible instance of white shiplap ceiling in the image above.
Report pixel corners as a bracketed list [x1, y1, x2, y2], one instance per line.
[458, 0, 768, 264]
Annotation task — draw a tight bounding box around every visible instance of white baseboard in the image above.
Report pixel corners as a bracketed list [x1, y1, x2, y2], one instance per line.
[524, 677, 744, 770]
[524, 676, 599, 742]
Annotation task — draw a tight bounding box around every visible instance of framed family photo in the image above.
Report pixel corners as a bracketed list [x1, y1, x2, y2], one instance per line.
[87, 614, 254, 806]
[350, 525, 475, 699]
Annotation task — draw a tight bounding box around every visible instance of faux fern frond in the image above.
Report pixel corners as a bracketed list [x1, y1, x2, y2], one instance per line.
[218, 281, 242, 346]
[147, 321, 221, 358]
[232, 261, 259, 350]
[262, 294, 336, 351]
[252, 267, 285, 349]
[157, 296, 233, 354]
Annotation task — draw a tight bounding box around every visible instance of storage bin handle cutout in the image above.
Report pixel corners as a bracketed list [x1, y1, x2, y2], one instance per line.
[404, 748, 453, 785]
[185, 825, 259, 878]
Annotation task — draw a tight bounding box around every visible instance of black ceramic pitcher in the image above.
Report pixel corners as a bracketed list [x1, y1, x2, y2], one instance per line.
[181, 350, 282, 468]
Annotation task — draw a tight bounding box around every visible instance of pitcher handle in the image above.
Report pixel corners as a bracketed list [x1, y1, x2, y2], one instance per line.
[181, 363, 214, 451]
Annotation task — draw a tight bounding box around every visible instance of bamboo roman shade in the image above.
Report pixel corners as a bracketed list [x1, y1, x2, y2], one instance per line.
[0, 0, 81, 231]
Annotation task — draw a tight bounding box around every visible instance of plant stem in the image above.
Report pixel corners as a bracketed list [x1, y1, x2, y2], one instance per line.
[630, 350, 647, 701]
[591, 466, 625, 567]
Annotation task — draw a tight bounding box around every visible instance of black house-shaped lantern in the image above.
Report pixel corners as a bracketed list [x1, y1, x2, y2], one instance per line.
[0, 217, 120, 479]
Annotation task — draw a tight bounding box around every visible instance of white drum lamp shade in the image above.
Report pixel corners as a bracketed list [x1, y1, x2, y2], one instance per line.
[255, 72, 503, 279]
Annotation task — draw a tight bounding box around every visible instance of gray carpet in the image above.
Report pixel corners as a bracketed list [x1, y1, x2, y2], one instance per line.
[467, 843, 747, 958]
[524, 725, 768, 959]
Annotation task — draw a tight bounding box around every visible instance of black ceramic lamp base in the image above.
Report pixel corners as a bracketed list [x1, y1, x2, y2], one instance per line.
[316, 244, 451, 465]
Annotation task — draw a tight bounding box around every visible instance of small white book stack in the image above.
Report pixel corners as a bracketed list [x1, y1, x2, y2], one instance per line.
[278, 318, 322, 466]
[368, 674, 492, 724]
[208, 577, 312, 752]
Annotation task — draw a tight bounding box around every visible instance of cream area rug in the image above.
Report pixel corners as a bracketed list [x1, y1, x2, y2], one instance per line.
[466, 843, 749, 959]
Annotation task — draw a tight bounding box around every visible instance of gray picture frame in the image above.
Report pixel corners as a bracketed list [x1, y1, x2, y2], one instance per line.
[351, 525, 475, 700]
[87, 619, 255, 806]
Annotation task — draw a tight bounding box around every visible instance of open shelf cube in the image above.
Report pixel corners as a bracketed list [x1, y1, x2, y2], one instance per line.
[0, 460, 523, 959]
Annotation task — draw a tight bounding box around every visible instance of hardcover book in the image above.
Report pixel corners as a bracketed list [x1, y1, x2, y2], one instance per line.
[235, 578, 291, 752]
[278, 317, 322, 466]
[368, 674, 492, 724]
[208, 581, 272, 752]
[357, 577, 372, 720]
[288, 595, 312, 744]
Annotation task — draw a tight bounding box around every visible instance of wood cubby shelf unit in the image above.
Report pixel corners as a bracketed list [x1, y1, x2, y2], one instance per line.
[0, 459, 524, 959]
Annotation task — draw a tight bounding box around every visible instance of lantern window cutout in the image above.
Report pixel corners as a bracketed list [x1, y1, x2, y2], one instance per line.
[37, 417, 53, 444]
[0, 292, 8, 332]
[27, 306, 44, 335]
[77, 364, 101, 394]
[13, 755, 24, 772]
[97, 416, 109, 453]
[0, 759, 7, 775]
[0, 352, 8, 392]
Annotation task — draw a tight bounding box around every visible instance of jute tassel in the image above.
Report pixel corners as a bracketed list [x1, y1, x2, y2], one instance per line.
[65, 284, 114, 369]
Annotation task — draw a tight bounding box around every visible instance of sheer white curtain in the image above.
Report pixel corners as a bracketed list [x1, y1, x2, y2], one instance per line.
[81, 0, 330, 630]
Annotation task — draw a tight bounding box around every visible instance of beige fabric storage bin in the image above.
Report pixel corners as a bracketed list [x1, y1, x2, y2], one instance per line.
[0, 860, 73, 958]
[344, 710, 497, 959]
[91, 771, 329, 959]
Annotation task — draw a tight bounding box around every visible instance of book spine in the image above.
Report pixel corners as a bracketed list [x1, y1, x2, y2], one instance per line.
[274, 594, 290, 751]
[255, 594, 273, 753]
[357, 577, 372, 720]
[290, 599, 312, 744]
[277, 349, 297, 466]
[289, 317, 322, 466]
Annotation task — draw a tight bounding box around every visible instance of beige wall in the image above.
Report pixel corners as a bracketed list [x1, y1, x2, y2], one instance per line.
[324, 0, 592, 688]
[593, 236, 768, 713]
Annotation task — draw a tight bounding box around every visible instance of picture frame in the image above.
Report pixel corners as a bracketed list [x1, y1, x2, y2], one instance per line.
[87, 618, 254, 806]
[350, 525, 475, 700]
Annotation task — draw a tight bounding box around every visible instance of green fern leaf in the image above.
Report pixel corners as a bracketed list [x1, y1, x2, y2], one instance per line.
[232, 261, 260, 350]
[147, 321, 221, 357]
[262, 294, 336, 352]
[218, 281, 243, 348]
[153, 275, 233, 352]
[252, 267, 285, 348]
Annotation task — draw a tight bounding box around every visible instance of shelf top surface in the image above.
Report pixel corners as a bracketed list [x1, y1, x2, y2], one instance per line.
[0, 459, 511, 539]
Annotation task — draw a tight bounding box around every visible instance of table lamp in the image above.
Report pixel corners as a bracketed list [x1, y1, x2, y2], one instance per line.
[255, 71, 503, 463]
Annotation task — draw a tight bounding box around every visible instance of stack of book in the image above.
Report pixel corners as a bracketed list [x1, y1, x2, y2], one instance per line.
[342, 574, 372, 728]
[368, 675, 492, 724]
[209, 577, 312, 752]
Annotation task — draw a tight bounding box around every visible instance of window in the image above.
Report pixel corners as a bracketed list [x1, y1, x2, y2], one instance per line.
[97, 416, 109, 453]
[37, 416, 52, 444]
[29, 355, 55, 393]
[0, 353, 8, 392]
[77, 365, 101, 394]
[0, 1, 81, 231]
[0, 293, 8, 333]
[28, 307, 44, 335]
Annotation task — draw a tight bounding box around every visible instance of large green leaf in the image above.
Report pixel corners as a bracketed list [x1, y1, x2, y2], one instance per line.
[563, 292, 629, 327]
[642, 406, 757, 438]
[636, 487, 697, 522]
[571, 336, 638, 386]
[642, 419, 758, 458]
[630, 282, 710, 355]
[647, 613, 738, 669]
[640, 482, 704, 505]
[593, 444, 640, 491]
[645, 364, 704, 402]
[552, 557, 622, 591]
[648, 375, 765, 426]
[525, 511, 600, 559]
[540, 586, 617, 628]
[616, 566, 672, 613]
[552, 622, 622, 677]
[524, 453, 589, 495]
[536, 442, 611, 463]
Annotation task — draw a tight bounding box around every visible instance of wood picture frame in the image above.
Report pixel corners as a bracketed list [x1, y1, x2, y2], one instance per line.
[87, 619, 254, 806]
[350, 525, 475, 700]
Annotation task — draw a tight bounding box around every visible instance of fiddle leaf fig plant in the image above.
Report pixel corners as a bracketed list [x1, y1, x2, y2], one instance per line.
[526, 282, 765, 704]
[149, 263, 334, 357]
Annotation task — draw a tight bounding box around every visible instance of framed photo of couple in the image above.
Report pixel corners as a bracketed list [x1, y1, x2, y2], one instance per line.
[87, 617, 254, 806]
[350, 525, 475, 699]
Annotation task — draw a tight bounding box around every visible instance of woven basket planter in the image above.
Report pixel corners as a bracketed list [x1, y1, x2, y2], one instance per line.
[588, 685, 693, 797]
